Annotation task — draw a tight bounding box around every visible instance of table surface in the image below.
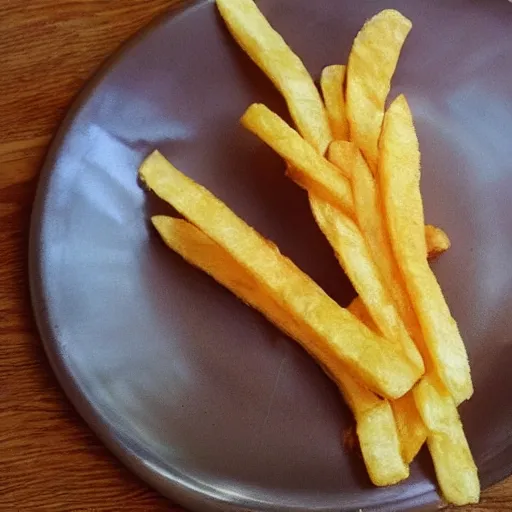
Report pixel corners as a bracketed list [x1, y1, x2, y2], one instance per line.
[0, 1, 510, 510]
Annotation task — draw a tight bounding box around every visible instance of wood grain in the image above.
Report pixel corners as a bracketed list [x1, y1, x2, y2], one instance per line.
[0, 1, 509, 510]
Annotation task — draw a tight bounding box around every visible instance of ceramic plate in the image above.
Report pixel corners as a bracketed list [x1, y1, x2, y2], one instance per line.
[30, 1, 512, 510]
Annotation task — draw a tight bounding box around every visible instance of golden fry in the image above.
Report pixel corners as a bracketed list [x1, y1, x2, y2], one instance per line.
[391, 393, 427, 464]
[153, 215, 408, 486]
[320, 65, 349, 141]
[346, 10, 412, 172]
[140, 150, 421, 399]
[216, 0, 332, 154]
[152, 215, 306, 345]
[377, 95, 478, 504]
[348, 215, 457, 467]
[346, 219, 452, 321]
[424, 224, 451, 259]
[347, 223, 452, 324]
[242, 104, 353, 214]
[414, 375, 480, 505]
[357, 401, 409, 486]
[379, 95, 473, 404]
[310, 198, 424, 373]
[346, 214, 450, 465]
[348, 296, 426, 464]
[329, 141, 451, 256]
[329, 141, 415, 328]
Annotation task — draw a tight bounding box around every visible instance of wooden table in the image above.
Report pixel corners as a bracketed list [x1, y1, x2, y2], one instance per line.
[0, 1, 510, 510]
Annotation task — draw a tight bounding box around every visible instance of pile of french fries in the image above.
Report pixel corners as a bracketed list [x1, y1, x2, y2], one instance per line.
[139, 0, 479, 505]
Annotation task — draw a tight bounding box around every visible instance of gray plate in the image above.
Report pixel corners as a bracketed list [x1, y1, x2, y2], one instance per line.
[30, 0, 512, 510]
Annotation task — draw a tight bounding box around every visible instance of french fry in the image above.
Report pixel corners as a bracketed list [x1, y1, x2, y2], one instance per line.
[349, 214, 458, 466]
[153, 215, 408, 486]
[379, 95, 473, 404]
[216, 0, 332, 155]
[414, 375, 480, 505]
[344, 155, 451, 465]
[347, 305, 470, 474]
[241, 104, 354, 214]
[347, 297, 426, 464]
[138, 0, 478, 501]
[152, 216, 305, 345]
[356, 401, 408, 486]
[379, 95, 479, 504]
[346, 10, 412, 173]
[320, 65, 349, 141]
[329, 142, 450, 258]
[391, 393, 428, 464]
[329, 143, 432, 477]
[328, 141, 415, 330]
[347, 223, 452, 327]
[310, 198, 424, 373]
[424, 224, 451, 259]
[140, 150, 421, 399]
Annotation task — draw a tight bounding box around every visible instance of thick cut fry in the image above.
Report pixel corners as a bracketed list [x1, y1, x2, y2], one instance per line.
[357, 401, 408, 486]
[414, 375, 480, 505]
[391, 393, 428, 464]
[348, 297, 426, 464]
[339, 139, 451, 465]
[379, 95, 473, 404]
[347, 224, 452, 327]
[349, 216, 456, 466]
[152, 216, 308, 354]
[140, 150, 421, 399]
[329, 141, 415, 330]
[242, 104, 353, 214]
[216, 0, 332, 154]
[320, 65, 349, 141]
[310, 198, 424, 373]
[329, 142, 451, 258]
[424, 224, 451, 259]
[326, 229, 477, 502]
[153, 215, 408, 486]
[346, 10, 412, 172]
[310, 170, 429, 461]
[347, 218, 450, 465]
